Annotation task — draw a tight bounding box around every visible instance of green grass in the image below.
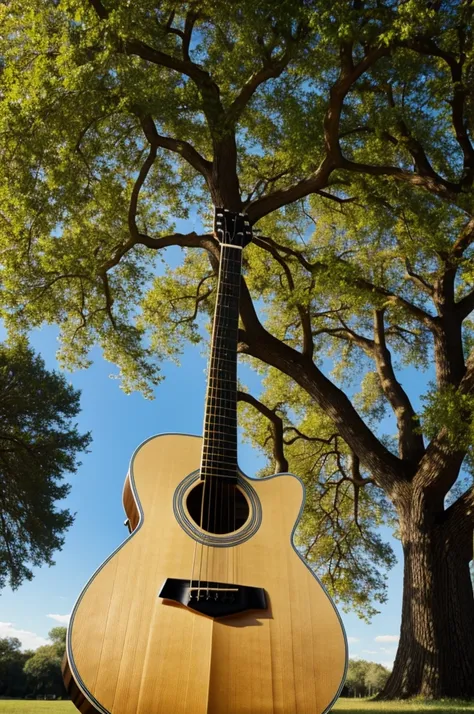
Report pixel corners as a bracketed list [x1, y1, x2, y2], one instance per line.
[332, 698, 474, 712]
[0, 703, 74, 713]
[1, 699, 474, 713]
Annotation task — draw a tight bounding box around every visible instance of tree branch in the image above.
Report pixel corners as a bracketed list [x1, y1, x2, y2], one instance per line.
[403, 36, 474, 188]
[88, 0, 108, 20]
[456, 288, 474, 321]
[128, 140, 158, 242]
[414, 348, 474, 497]
[444, 484, 474, 561]
[247, 45, 389, 222]
[237, 278, 404, 494]
[451, 216, 474, 260]
[237, 390, 289, 473]
[228, 47, 295, 125]
[137, 113, 212, 180]
[373, 309, 425, 464]
[253, 234, 436, 328]
[256, 237, 314, 358]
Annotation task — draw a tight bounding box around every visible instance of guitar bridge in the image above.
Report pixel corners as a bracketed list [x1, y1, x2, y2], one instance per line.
[159, 578, 266, 618]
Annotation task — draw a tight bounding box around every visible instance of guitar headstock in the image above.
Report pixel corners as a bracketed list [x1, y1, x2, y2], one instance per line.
[214, 208, 253, 249]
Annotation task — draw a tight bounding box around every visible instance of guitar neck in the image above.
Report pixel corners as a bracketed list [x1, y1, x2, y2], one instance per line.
[200, 243, 242, 485]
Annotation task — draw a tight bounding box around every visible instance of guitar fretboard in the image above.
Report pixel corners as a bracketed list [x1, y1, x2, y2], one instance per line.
[200, 245, 242, 484]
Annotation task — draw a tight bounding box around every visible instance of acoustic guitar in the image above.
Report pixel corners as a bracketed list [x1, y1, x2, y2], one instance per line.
[63, 209, 347, 714]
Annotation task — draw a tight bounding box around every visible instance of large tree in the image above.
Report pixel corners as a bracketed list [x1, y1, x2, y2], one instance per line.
[0, 341, 91, 590]
[1, 0, 474, 699]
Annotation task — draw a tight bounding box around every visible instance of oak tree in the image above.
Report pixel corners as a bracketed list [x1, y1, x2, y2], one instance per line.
[1, 0, 474, 698]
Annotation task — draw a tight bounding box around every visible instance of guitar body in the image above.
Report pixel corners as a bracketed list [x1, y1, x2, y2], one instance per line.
[64, 433, 347, 714]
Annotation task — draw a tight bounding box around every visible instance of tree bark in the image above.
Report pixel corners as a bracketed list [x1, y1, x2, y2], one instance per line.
[380, 498, 474, 699]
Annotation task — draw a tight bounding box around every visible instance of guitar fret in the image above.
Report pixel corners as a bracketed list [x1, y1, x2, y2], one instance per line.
[202, 451, 237, 458]
[204, 400, 237, 406]
[204, 426, 237, 434]
[201, 458, 237, 466]
[207, 356, 238, 366]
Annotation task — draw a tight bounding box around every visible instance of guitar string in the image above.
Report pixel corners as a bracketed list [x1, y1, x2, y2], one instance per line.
[190, 227, 243, 600]
[195, 245, 228, 598]
[204, 230, 242, 596]
[202, 236, 240, 597]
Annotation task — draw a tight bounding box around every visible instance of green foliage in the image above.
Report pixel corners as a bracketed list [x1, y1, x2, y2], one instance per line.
[1, 0, 465, 390]
[0, 341, 91, 590]
[420, 383, 474, 449]
[0, 638, 29, 697]
[23, 629, 66, 698]
[0, 628, 67, 699]
[239, 368, 397, 619]
[1, 0, 474, 629]
[47, 629, 66, 658]
[345, 659, 391, 697]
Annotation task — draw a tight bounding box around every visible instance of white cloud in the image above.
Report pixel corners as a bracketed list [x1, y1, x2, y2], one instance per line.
[347, 636, 359, 644]
[362, 650, 377, 654]
[0, 622, 48, 651]
[375, 635, 399, 643]
[380, 647, 396, 655]
[47, 613, 71, 625]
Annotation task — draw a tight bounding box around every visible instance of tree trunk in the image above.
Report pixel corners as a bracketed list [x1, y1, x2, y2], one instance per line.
[380, 508, 474, 699]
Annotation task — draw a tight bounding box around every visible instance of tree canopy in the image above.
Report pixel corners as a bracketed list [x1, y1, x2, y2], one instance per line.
[0, 341, 91, 590]
[2, 0, 474, 698]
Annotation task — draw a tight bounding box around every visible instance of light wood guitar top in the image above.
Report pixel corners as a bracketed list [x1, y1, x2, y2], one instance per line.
[64, 433, 347, 714]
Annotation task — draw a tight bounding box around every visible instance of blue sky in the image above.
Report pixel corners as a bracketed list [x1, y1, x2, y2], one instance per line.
[0, 313, 409, 670]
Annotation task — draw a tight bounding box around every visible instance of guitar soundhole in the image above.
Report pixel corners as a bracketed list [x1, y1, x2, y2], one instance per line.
[186, 482, 250, 535]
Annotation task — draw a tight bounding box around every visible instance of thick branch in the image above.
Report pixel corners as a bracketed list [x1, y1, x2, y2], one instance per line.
[88, 0, 108, 20]
[414, 348, 474, 497]
[404, 36, 474, 188]
[99, 232, 215, 276]
[124, 38, 221, 106]
[137, 114, 212, 180]
[452, 216, 474, 260]
[248, 46, 389, 222]
[237, 279, 403, 494]
[373, 309, 424, 464]
[254, 234, 436, 328]
[237, 391, 289, 473]
[228, 48, 295, 125]
[457, 288, 474, 320]
[340, 157, 462, 202]
[247, 156, 335, 222]
[258, 238, 314, 358]
[444, 485, 474, 561]
[128, 142, 157, 242]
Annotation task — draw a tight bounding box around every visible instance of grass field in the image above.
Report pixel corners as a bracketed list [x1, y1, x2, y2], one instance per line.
[1, 699, 474, 713]
[333, 699, 474, 712]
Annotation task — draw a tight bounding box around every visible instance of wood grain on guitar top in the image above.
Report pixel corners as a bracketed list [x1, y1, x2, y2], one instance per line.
[64, 433, 347, 714]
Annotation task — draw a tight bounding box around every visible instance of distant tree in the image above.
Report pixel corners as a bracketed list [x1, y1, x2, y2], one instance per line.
[48, 627, 67, 657]
[23, 628, 67, 697]
[0, 341, 91, 590]
[365, 662, 390, 696]
[0, 637, 29, 697]
[345, 658, 391, 698]
[345, 659, 369, 698]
